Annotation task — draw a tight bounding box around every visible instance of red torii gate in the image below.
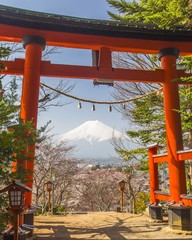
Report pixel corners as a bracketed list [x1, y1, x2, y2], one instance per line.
[1, 4, 192, 228]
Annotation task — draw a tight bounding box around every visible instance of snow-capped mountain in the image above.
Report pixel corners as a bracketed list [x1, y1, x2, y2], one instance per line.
[60, 120, 124, 162]
[60, 120, 123, 144]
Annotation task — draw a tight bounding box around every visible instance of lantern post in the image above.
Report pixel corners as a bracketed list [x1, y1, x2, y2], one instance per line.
[0, 180, 31, 240]
[119, 180, 127, 212]
[45, 181, 53, 213]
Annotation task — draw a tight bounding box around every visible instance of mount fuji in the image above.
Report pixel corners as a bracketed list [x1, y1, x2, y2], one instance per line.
[60, 120, 124, 163]
[61, 120, 123, 144]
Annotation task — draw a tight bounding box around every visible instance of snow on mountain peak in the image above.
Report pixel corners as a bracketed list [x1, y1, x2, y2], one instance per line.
[60, 120, 123, 144]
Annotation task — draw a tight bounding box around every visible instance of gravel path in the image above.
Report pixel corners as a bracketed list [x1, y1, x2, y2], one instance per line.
[34, 212, 192, 239]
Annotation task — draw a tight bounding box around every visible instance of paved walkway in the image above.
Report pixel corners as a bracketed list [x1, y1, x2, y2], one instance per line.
[34, 212, 192, 240]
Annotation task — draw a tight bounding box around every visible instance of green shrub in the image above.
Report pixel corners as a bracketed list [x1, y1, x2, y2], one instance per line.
[55, 205, 66, 213]
[135, 192, 150, 213]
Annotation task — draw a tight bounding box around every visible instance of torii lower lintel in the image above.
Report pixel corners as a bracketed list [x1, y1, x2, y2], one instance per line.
[2, 59, 165, 83]
[2, 58, 192, 85]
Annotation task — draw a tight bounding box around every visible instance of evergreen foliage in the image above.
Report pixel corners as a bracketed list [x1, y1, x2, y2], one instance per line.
[107, 0, 192, 28]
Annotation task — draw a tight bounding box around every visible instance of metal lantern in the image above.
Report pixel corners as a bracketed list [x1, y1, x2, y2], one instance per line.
[46, 181, 53, 192]
[0, 179, 31, 210]
[9, 188, 23, 208]
[119, 180, 127, 191]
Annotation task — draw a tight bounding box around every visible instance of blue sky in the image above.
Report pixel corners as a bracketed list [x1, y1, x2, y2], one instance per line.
[1, 0, 129, 139]
[0, 0, 111, 19]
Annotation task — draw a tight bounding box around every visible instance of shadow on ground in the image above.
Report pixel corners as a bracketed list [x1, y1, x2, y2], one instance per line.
[34, 213, 192, 240]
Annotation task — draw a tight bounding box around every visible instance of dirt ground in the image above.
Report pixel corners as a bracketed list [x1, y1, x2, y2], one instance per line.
[34, 212, 192, 240]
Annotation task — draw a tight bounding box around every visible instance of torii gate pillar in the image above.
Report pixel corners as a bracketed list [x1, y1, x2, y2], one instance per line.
[159, 48, 187, 201]
[21, 36, 46, 208]
[156, 48, 191, 230]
